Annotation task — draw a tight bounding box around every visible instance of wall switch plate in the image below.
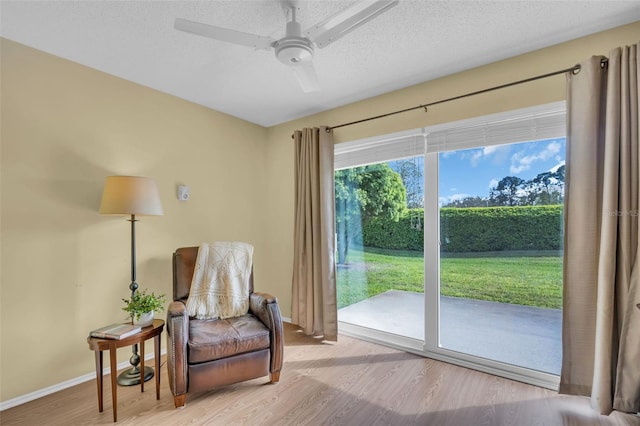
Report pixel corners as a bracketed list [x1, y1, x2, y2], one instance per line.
[178, 185, 190, 201]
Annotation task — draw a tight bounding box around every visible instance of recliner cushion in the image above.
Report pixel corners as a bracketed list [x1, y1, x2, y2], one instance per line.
[187, 314, 270, 364]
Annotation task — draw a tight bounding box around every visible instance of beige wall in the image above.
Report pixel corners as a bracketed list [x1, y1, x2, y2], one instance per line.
[1, 21, 638, 404]
[0, 38, 268, 401]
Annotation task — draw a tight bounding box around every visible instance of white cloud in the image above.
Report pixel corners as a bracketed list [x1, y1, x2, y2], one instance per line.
[439, 193, 469, 206]
[549, 160, 565, 173]
[469, 145, 510, 167]
[448, 193, 469, 202]
[510, 141, 561, 174]
[488, 178, 499, 189]
[483, 146, 499, 155]
[469, 150, 483, 167]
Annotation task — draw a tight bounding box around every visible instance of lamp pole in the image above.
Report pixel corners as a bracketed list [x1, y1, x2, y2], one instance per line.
[117, 214, 154, 386]
[99, 176, 163, 386]
[130, 213, 137, 295]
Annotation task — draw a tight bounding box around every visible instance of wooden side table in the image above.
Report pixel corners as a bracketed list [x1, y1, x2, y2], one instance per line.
[87, 319, 164, 422]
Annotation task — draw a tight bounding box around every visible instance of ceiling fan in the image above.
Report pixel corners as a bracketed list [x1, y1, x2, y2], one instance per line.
[174, 0, 399, 93]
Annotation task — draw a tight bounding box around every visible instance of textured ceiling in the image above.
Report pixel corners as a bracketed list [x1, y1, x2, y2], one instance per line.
[1, 1, 639, 127]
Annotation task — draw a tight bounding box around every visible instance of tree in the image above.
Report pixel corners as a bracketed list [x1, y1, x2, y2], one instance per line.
[490, 176, 525, 206]
[523, 165, 566, 205]
[488, 166, 565, 207]
[335, 164, 406, 264]
[335, 168, 362, 266]
[444, 196, 489, 208]
[395, 159, 423, 208]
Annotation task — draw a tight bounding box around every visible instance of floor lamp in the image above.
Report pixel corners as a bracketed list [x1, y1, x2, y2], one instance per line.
[99, 175, 164, 386]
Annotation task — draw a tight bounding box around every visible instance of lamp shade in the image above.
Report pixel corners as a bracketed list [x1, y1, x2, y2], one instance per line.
[99, 176, 164, 216]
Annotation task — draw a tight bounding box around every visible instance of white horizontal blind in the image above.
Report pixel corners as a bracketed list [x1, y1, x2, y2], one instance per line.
[425, 101, 566, 153]
[334, 101, 565, 169]
[334, 129, 426, 170]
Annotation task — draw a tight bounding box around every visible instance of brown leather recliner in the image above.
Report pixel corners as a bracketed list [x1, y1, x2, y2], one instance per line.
[166, 246, 284, 408]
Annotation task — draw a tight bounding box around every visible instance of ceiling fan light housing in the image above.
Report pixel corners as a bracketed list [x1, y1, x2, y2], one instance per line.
[274, 38, 314, 65]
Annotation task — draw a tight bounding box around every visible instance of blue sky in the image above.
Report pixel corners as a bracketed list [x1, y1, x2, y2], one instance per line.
[389, 137, 566, 206]
[438, 138, 566, 205]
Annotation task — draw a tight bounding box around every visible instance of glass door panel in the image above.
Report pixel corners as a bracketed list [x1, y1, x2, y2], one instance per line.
[336, 157, 425, 341]
[437, 139, 565, 374]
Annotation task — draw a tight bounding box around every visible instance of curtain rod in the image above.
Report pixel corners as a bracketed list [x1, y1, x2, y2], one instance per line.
[326, 60, 608, 132]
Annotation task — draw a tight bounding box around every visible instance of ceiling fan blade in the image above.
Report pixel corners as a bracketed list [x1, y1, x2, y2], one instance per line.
[174, 18, 275, 51]
[291, 61, 320, 93]
[304, 0, 399, 49]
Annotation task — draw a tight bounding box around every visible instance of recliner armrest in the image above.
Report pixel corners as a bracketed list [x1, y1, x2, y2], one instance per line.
[249, 292, 283, 375]
[168, 299, 188, 317]
[167, 300, 189, 403]
[250, 292, 277, 320]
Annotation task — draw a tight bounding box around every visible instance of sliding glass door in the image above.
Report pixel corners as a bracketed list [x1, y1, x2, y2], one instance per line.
[335, 102, 566, 388]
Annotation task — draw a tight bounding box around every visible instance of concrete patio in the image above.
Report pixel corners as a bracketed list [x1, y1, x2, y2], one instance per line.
[338, 290, 562, 375]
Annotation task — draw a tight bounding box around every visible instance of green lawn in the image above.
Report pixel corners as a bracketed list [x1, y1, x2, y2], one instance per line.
[337, 247, 563, 310]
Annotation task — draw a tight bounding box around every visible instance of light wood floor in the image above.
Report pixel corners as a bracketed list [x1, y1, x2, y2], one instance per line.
[2, 323, 639, 425]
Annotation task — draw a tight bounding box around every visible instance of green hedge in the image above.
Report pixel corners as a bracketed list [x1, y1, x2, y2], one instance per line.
[362, 205, 563, 252]
[363, 209, 425, 251]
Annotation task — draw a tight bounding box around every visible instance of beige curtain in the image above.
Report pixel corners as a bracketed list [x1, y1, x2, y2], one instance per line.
[291, 126, 338, 341]
[561, 43, 639, 414]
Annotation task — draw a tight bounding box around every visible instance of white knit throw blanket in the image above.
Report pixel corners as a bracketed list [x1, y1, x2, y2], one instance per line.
[186, 242, 253, 320]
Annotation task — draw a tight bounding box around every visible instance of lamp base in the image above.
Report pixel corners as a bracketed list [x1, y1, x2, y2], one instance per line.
[117, 366, 154, 386]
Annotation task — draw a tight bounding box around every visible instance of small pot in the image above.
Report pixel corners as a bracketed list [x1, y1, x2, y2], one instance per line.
[133, 311, 154, 327]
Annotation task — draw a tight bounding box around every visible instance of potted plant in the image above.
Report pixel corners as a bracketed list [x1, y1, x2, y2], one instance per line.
[122, 289, 167, 327]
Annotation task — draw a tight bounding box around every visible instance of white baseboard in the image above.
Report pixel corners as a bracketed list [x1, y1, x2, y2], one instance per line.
[0, 349, 167, 411]
[1, 318, 293, 411]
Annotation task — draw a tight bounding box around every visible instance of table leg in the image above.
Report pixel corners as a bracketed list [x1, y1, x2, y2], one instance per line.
[94, 350, 103, 412]
[109, 347, 118, 422]
[140, 339, 145, 393]
[154, 334, 161, 400]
